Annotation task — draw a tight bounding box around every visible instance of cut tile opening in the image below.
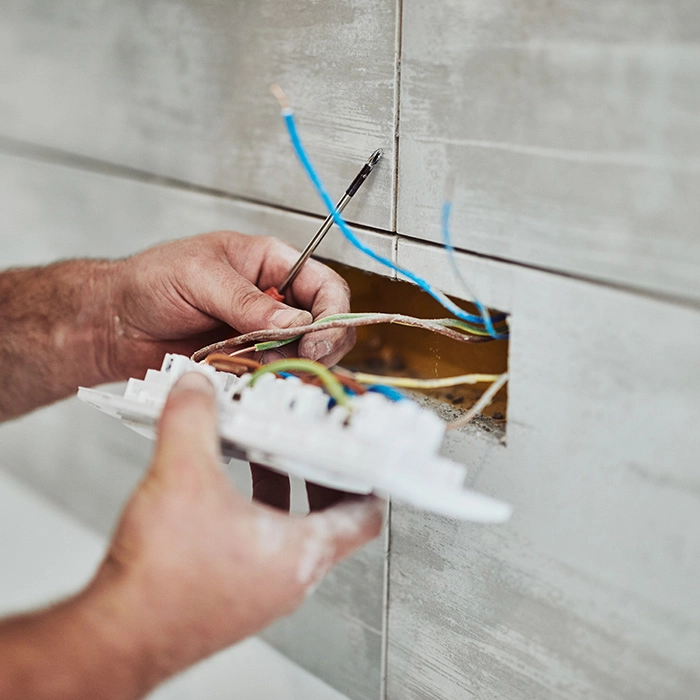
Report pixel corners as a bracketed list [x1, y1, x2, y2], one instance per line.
[326, 261, 509, 433]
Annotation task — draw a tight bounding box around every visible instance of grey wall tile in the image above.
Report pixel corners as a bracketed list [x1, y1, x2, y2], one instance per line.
[387, 243, 700, 698]
[0, 152, 389, 700]
[397, 0, 700, 301]
[0, 0, 397, 230]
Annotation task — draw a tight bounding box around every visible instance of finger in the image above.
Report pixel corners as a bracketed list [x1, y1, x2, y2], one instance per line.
[232, 234, 304, 290]
[305, 481, 347, 512]
[288, 259, 355, 365]
[292, 497, 385, 588]
[250, 463, 290, 511]
[299, 324, 356, 367]
[182, 254, 312, 335]
[224, 235, 354, 364]
[256, 339, 301, 365]
[151, 372, 220, 479]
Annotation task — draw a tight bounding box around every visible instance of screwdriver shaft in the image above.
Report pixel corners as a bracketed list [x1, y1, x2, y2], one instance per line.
[277, 148, 383, 296]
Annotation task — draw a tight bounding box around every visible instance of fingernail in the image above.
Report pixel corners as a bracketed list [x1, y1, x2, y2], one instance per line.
[171, 371, 215, 396]
[271, 308, 312, 329]
[336, 496, 387, 524]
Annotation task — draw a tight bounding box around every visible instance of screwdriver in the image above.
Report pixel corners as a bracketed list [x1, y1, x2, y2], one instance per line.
[265, 148, 383, 302]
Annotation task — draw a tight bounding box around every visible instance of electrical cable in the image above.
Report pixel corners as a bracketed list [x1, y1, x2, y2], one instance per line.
[248, 312, 501, 353]
[446, 372, 509, 430]
[365, 384, 405, 402]
[249, 358, 351, 409]
[344, 371, 503, 390]
[191, 311, 502, 362]
[271, 84, 505, 330]
[441, 201, 507, 340]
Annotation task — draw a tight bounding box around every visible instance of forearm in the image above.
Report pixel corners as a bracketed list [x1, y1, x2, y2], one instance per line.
[0, 260, 119, 421]
[0, 577, 156, 700]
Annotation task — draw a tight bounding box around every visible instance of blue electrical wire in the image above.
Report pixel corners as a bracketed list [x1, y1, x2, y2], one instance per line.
[367, 384, 405, 402]
[440, 201, 507, 340]
[280, 105, 495, 328]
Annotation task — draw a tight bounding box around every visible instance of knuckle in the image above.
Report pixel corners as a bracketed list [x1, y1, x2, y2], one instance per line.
[336, 274, 351, 297]
[260, 235, 285, 257]
[234, 286, 262, 313]
[266, 237, 299, 268]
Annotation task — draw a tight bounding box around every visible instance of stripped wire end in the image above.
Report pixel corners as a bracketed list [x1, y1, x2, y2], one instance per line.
[270, 83, 291, 112]
[272, 85, 502, 331]
[227, 346, 257, 358]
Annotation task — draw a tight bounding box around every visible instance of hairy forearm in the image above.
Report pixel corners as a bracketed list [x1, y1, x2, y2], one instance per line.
[0, 576, 156, 700]
[0, 260, 118, 421]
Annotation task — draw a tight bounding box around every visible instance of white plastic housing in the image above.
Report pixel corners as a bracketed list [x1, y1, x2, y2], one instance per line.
[78, 354, 512, 523]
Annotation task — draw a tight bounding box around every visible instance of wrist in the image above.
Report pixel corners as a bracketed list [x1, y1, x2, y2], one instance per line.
[100, 257, 181, 382]
[86, 259, 127, 384]
[90, 258, 168, 384]
[0, 259, 126, 419]
[0, 564, 158, 700]
[75, 562, 169, 697]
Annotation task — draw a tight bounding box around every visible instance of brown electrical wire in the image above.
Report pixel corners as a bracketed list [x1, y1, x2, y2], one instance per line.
[204, 349, 369, 398]
[301, 371, 368, 395]
[192, 313, 492, 362]
[333, 372, 368, 395]
[203, 353, 263, 375]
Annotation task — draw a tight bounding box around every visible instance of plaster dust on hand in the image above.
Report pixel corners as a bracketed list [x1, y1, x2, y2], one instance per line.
[297, 518, 334, 593]
[297, 498, 385, 591]
[254, 512, 288, 556]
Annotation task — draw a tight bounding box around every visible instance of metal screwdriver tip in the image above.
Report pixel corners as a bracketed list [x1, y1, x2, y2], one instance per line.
[367, 149, 383, 168]
[277, 148, 383, 295]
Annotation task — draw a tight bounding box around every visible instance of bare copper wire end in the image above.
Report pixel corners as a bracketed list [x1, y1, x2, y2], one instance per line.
[270, 83, 290, 110]
[228, 346, 257, 358]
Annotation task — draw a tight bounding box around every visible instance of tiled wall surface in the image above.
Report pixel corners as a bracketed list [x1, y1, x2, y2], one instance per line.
[1, 3, 699, 699]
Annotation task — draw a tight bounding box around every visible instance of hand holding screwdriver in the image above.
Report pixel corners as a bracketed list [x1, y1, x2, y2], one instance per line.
[264, 148, 383, 302]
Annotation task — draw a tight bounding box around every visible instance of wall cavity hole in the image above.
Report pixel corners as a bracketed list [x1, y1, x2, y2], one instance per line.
[326, 261, 509, 437]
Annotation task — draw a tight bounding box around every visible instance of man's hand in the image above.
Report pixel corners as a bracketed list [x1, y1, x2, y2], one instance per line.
[100, 372, 385, 690]
[0, 373, 384, 699]
[107, 231, 355, 378]
[0, 231, 355, 420]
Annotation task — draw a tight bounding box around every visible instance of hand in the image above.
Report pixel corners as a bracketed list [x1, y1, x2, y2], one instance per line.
[106, 231, 355, 379]
[90, 373, 384, 690]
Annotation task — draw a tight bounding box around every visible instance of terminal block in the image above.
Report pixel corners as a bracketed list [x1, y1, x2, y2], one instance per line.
[78, 354, 511, 523]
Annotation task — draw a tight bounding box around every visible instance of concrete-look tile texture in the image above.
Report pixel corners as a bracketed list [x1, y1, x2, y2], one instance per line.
[2, 2, 700, 699]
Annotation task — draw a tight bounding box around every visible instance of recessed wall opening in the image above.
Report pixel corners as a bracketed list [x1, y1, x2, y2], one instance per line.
[326, 261, 509, 436]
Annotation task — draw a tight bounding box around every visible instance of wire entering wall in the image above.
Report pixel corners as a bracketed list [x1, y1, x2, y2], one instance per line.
[192, 88, 511, 428]
[190, 311, 505, 362]
[441, 202, 507, 340]
[271, 85, 507, 338]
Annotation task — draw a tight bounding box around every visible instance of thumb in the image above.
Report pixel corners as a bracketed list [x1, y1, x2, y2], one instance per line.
[151, 372, 220, 479]
[185, 259, 312, 334]
[238, 280, 312, 334]
[293, 497, 386, 589]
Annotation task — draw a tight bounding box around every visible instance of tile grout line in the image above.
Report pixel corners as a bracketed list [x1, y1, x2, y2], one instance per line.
[3, 134, 698, 312]
[379, 499, 393, 700]
[381, 5, 403, 696]
[389, 0, 403, 238]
